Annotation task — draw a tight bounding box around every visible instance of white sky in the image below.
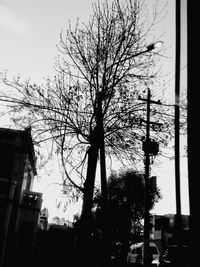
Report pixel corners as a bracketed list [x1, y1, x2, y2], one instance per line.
[0, 0, 189, 221]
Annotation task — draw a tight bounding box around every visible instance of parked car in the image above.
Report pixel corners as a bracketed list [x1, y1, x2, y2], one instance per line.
[127, 241, 160, 266]
[158, 245, 191, 267]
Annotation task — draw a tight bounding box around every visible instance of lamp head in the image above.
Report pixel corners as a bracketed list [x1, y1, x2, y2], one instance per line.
[146, 41, 163, 51]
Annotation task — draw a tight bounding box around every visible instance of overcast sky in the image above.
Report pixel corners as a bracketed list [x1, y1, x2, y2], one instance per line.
[0, 0, 188, 221]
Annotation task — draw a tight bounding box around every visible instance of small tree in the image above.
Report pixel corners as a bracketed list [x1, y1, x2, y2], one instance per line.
[93, 168, 161, 263]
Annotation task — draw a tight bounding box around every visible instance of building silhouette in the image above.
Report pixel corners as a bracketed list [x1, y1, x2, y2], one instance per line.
[0, 127, 42, 267]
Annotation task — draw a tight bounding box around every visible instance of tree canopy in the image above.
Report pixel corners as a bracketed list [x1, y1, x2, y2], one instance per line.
[0, 0, 176, 219]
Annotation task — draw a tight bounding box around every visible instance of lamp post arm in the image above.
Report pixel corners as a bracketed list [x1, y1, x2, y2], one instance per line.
[106, 48, 150, 72]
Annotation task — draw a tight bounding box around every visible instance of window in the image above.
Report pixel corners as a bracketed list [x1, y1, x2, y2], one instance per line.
[0, 154, 13, 179]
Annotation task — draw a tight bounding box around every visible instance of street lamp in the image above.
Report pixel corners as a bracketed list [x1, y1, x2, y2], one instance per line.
[110, 41, 163, 67]
[98, 40, 163, 266]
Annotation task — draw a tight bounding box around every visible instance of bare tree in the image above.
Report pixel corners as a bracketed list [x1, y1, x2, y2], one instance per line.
[0, 0, 171, 227]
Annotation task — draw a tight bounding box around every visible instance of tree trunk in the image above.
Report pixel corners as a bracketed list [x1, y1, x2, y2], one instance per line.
[81, 141, 99, 226]
[74, 133, 99, 267]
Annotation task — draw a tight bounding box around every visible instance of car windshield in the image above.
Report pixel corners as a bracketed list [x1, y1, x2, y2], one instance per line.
[149, 246, 158, 255]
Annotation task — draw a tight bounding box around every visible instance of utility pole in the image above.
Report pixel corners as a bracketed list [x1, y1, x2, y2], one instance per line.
[174, 0, 183, 265]
[187, 0, 195, 262]
[139, 88, 161, 266]
[175, 0, 182, 242]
